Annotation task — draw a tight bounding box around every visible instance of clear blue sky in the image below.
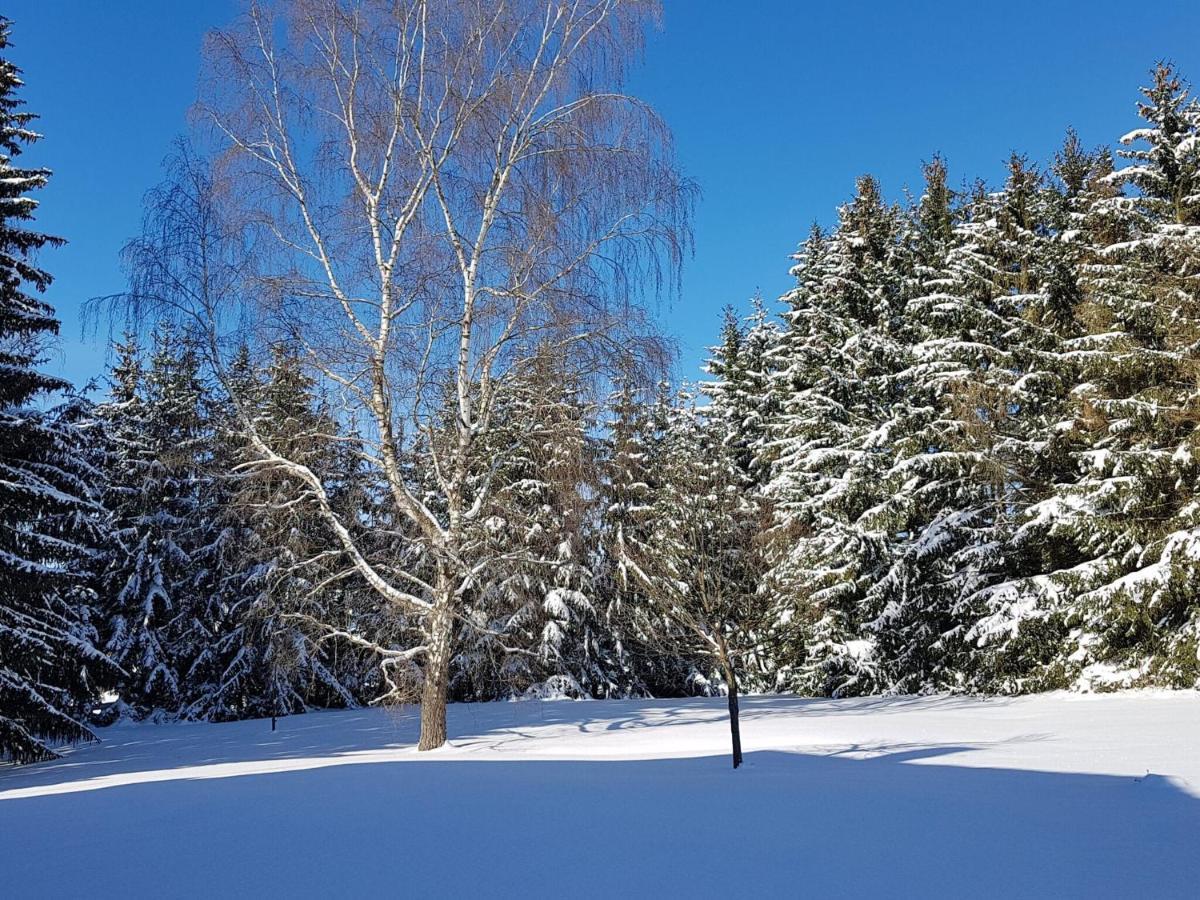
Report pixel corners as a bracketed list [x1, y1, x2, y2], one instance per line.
[10, 0, 1200, 389]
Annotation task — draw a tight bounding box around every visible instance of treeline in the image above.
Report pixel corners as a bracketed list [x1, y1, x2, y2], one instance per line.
[726, 63, 1200, 697]
[7, 320, 737, 764]
[4, 4, 1199, 765]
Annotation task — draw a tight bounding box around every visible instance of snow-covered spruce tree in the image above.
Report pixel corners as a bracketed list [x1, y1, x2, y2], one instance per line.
[0, 18, 115, 764]
[756, 226, 845, 693]
[96, 325, 226, 717]
[1025, 64, 1200, 689]
[863, 156, 1072, 692]
[182, 345, 363, 721]
[963, 133, 1114, 691]
[698, 303, 780, 683]
[594, 376, 692, 695]
[448, 349, 614, 700]
[46, 389, 116, 692]
[703, 299, 780, 484]
[759, 177, 907, 697]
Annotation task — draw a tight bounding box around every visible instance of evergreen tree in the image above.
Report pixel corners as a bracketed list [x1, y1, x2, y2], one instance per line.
[595, 376, 687, 695]
[96, 326, 220, 716]
[758, 177, 908, 696]
[966, 133, 1112, 689]
[702, 300, 780, 483]
[866, 156, 1065, 690]
[0, 18, 114, 763]
[1027, 64, 1200, 688]
[183, 345, 362, 720]
[452, 350, 612, 699]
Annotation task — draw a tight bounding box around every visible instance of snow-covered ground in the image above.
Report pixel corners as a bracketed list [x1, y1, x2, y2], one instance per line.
[2, 692, 1198, 898]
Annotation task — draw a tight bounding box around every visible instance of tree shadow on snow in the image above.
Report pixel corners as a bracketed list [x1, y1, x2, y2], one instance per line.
[1, 726, 1197, 898]
[441, 694, 1010, 746]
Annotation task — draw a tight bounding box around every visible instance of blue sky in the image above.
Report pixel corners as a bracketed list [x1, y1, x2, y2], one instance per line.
[10, 0, 1200, 389]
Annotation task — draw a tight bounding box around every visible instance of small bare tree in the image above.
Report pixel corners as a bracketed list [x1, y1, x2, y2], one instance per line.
[186, 0, 689, 749]
[625, 395, 768, 769]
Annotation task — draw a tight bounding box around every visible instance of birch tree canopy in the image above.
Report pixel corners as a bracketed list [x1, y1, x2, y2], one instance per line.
[195, 0, 693, 750]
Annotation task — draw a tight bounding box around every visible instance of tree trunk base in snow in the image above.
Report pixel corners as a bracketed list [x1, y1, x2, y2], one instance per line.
[727, 670, 743, 769]
[418, 685, 448, 751]
[417, 602, 452, 751]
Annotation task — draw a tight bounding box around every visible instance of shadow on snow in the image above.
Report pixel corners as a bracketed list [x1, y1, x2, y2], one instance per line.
[0, 699, 1196, 898]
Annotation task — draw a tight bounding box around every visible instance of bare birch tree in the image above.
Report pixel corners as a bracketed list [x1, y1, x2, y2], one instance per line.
[189, 0, 690, 749]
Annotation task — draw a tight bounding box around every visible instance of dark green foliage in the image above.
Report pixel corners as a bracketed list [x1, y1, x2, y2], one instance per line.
[0, 18, 114, 763]
[741, 63, 1200, 695]
[13, 57, 1200, 765]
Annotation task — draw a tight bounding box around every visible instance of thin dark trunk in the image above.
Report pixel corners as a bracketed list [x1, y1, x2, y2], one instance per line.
[726, 664, 743, 769]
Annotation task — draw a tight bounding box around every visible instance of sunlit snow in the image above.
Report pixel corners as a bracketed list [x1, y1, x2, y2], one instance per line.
[3, 692, 1198, 898]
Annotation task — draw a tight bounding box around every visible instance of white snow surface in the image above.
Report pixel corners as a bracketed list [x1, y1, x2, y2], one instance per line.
[3, 692, 1199, 898]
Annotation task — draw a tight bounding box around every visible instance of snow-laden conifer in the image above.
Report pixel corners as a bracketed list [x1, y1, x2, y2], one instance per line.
[0, 18, 113, 762]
